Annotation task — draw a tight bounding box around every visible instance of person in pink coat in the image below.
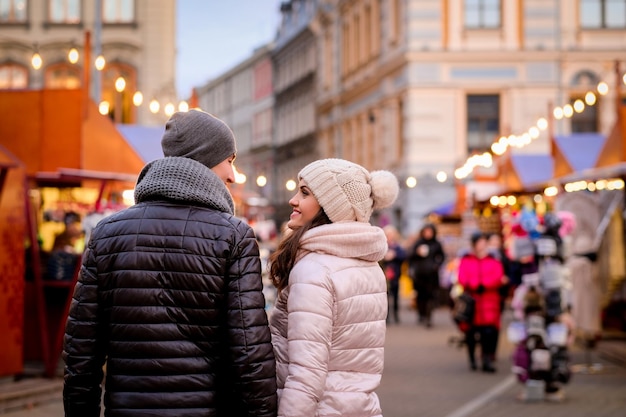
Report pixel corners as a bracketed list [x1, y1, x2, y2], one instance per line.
[457, 232, 506, 372]
[268, 159, 399, 417]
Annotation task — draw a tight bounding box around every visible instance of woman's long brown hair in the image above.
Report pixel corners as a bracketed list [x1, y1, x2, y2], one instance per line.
[269, 209, 331, 292]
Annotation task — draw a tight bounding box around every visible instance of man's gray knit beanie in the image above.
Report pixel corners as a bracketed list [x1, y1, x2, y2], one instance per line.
[161, 109, 237, 169]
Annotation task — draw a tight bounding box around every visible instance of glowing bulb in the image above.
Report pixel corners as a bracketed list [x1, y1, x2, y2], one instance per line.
[164, 103, 175, 117]
[529, 127, 540, 139]
[31, 52, 42, 70]
[115, 76, 126, 92]
[553, 107, 564, 120]
[95, 55, 106, 71]
[585, 91, 596, 106]
[436, 171, 447, 183]
[149, 99, 160, 114]
[68, 47, 79, 64]
[98, 100, 110, 115]
[132, 91, 143, 106]
[233, 166, 246, 184]
[405, 176, 417, 188]
[286, 179, 297, 191]
[563, 104, 574, 118]
[597, 81, 609, 95]
[573, 99, 585, 113]
[256, 175, 267, 187]
[178, 101, 189, 112]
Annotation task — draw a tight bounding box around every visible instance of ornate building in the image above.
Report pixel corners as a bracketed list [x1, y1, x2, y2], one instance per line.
[195, 43, 276, 223]
[315, 0, 626, 234]
[0, 0, 177, 126]
[271, 0, 321, 224]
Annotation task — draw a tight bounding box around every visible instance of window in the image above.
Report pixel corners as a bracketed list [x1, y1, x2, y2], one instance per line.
[466, 94, 500, 153]
[103, 0, 134, 23]
[45, 63, 81, 89]
[101, 63, 136, 124]
[0, 0, 27, 23]
[0, 63, 28, 89]
[580, 0, 626, 28]
[49, 0, 80, 23]
[570, 96, 598, 132]
[464, 0, 501, 29]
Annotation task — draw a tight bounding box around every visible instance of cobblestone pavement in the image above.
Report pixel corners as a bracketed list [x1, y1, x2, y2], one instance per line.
[4, 306, 626, 416]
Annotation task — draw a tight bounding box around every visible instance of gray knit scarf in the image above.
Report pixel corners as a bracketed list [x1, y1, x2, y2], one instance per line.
[134, 156, 234, 214]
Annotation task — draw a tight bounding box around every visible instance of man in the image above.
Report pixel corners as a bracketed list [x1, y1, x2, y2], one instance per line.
[63, 109, 277, 417]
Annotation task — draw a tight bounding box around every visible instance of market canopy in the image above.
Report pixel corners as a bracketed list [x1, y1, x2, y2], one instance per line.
[0, 89, 145, 184]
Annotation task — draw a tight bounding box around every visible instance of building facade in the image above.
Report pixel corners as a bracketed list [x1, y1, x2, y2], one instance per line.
[0, 0, 176, 126]
[316, 0, 626, 234]
[271, 0, 321, 224]
[195, 44, 276, 223]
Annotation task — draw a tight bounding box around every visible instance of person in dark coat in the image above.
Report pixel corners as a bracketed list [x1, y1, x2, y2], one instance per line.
[408, 223, 445, 327]
[62, 110, 277, 417]
[382, 225, 407, 324]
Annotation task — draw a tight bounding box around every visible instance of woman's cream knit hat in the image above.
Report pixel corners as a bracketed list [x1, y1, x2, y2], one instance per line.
[298, 158, 399, 223]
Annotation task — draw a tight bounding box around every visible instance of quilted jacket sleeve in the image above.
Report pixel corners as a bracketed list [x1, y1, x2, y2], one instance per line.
[226, 224, 278, 417]
[62, 237, 106, 417]
[278, 261, 333, 417]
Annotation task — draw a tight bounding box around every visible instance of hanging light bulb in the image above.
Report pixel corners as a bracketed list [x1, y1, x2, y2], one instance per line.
[573, 99, 585, 113]
[95, 55, 106, 71]
[164, 102, 175, 117]
[98, 101, 110, 115]
[597, 81, 609, 96]
[31, 48, 42, 70]
[585, 91, 597, 106]
[115, 76, 126, 92]
[68, 46, 79, 64]
[149, 99, 160, 114]
[133, 91, 143, 106]
[178, 101, 189, 112]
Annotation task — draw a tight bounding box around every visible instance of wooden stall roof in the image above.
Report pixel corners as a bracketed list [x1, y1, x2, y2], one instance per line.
[596, 106, 626, 169]
[0, 89, 145, 183]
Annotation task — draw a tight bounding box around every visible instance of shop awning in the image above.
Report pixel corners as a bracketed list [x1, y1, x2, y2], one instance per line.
[553, 133, 606, 175]
[116, 124, 165, 164]
[35, 168, 137, 185]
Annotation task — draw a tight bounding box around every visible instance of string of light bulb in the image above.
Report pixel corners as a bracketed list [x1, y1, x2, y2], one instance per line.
[29, 43, 187, 118]
[454, 74, 626, 180]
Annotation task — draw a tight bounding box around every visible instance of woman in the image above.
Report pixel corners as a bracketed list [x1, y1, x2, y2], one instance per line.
[269, 158, 399, 417]
[457, 232, 505, 373]
[382, 225, 407, 324]
[408, 223, 445, 327]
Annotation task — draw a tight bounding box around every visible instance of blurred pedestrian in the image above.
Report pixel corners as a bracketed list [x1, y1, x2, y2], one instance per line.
[62, 110, 277, 417]
[408, 223, 445, 327]
[382, 224, 407, 324]
[457, 232, 506, 372]
[268, 158, 399, 417]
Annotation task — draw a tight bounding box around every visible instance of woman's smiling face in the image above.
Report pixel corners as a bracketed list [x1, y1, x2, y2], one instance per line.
[287, 179, 321, 230]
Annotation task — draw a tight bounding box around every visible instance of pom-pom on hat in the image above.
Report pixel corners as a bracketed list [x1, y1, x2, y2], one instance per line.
[161, 109, 237, 169]
[298, 158, 399, 223]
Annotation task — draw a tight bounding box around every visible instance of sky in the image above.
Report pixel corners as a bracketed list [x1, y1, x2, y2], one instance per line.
[176, 1, 284, 98]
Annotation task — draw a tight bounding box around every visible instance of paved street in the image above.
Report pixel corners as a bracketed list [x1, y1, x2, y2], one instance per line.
[4, 306, 626, 416]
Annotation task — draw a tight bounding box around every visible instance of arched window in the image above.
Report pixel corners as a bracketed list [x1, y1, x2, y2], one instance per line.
[45, 63, 81, 89]
[0, 63, 28, 89]
[101, 63, 136, 124]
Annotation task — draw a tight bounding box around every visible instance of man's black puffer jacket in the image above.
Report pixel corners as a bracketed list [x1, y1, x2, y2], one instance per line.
[62, 157, 277, 417]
